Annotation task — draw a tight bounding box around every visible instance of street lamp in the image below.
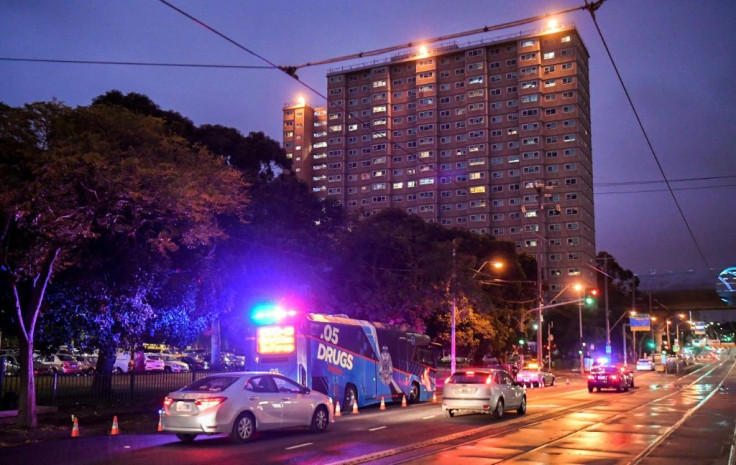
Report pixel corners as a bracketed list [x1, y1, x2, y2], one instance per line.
[650, 316, 657, 358]
[574, 283, 584, 372]
[665, 319, 672, 350]
[622, 323, 630, 365]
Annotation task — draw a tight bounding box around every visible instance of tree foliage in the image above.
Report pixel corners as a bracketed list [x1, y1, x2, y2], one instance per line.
[327, 208, 533, 357]
[0, 100, 249, 427]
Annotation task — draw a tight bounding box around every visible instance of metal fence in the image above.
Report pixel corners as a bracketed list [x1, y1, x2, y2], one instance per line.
[0, 370, 217, 408]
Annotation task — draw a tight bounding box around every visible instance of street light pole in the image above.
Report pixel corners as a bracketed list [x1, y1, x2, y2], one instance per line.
[575, 283, 584, 372]
[622, 323, 630, 365]
[450, 240, 457, 374]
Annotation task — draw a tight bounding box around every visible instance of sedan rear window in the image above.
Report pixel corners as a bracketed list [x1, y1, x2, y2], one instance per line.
[448, 372, 490, 384]
[182, 376, 238, 392]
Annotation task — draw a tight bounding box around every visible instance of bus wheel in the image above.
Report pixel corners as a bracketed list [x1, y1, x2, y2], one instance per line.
[343, 385, 357, 410]
[408, 382, 421, 403]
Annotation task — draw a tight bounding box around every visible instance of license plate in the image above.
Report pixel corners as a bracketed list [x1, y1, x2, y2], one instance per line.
[597, 376, 606, 380]
[176, 402, 192, 412]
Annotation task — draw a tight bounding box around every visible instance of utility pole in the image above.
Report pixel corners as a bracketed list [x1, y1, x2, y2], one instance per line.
[533, 181, 556, 364]
[604, 258, 611, 357]
[450, 239, 457, 374]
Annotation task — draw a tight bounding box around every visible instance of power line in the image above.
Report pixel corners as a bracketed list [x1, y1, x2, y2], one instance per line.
[596, 183, 736, 196]
[597, 174, 736, 187]
[0, 57, 272, 69]
[291, 3, 599, 69]
[586, 7, 711, 270]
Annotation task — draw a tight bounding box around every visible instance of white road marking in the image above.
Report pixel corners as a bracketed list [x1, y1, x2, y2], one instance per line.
[422, 415, 437, 419]
[369, 426, 387, 432]
[285, 442, 313, 450]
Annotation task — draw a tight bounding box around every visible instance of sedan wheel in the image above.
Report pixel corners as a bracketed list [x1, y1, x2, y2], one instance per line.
[310, 406, 329, 433]
[231, 412, 256, 442]
[176, 433, 197, 443]
[492, 398, 504, 419]
[517, 396, 527, 415]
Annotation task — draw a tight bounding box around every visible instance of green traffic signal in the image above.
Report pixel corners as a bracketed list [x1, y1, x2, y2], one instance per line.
[518, 339, 525, 345]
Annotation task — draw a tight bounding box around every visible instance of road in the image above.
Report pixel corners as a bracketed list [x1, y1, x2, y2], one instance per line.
[3, 357, 735, 465]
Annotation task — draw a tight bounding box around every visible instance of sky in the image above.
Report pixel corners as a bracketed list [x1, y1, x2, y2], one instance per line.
[2, 0, 735, 290]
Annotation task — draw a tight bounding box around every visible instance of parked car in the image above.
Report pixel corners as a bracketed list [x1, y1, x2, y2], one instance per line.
[636, 358, 655, 371]
[33, 353, 82, 375]
[75, 355, 97, 374]
[588, 365, 631, 392]
[148, 354, 189, 373]
[442, 369, 526, 419]
[161, 372, 333, 442]
[516, 360, 556, 388]
[178, 356, 210, 371]
[114, 351, 165, 373]
[1, 355, 20, 376]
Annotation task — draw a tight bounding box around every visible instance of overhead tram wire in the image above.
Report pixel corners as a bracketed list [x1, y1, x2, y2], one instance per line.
[290, 2, 601, 70]
[586, 4, 711, 270]
[595, 183, 736, 196]
[158, 0, 611, 198]
[0, 57, 272, 69]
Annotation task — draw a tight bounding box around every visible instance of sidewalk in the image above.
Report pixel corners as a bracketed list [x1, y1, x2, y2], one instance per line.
[0, 402, 161, 447]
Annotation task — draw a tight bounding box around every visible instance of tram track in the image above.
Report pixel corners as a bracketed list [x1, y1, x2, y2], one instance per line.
[335, 361, 732, 464]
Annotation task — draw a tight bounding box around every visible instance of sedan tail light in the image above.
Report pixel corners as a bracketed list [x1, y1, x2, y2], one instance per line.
[195, 397, 227, 410]
[587, 375, 595, 380]
[610, 375, 618, 381]
[163, 397, 174, 408]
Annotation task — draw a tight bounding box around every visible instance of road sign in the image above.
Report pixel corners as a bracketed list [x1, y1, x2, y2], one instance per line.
[605, 345, 611, 354]
[630, 314, 651, 331]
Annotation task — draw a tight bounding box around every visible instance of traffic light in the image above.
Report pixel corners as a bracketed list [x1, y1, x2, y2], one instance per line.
[584, 288, 599, 308]
[647, 340, 656, 349]
[518, 338, 525, 346]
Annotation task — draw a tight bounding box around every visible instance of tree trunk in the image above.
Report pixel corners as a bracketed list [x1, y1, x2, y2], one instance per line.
[17, 337, 37, 428]
[210, 316, 221, 370]
[92, 345, 116, 398]
[14, 247, 60, 429]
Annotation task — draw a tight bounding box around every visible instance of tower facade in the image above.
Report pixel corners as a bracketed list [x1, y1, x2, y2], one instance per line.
[283, 26, 595, 292]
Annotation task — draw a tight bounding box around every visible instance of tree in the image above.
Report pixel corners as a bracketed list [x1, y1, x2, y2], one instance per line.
[0, 100, 249, 427]
[328, 209, 530, 355]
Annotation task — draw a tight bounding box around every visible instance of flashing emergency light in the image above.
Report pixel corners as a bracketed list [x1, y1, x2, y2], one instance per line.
[528, 362, 539, 369]
[250, 304, 298, 326]
[595, 356, 609, 366]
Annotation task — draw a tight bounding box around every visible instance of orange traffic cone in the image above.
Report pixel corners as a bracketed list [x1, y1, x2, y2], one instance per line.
[351, 400, 359, 414]
[71, 415, 80, 438]
[110, 415, 120, 435]
[379, 396, 386, 410]
[401, 394, 407, 407]
[157, 412, 163, 432]
[432, 392, 437, 403]
[334, 401, 342, 417]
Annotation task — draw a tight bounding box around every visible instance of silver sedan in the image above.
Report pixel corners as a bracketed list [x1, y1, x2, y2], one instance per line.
[162, 372, 333, 442]
[442, 369, 526, 419]
[516, 362, 556, 388]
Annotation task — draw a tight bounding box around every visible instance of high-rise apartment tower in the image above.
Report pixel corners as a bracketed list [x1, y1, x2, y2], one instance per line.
[282, 25, 595, 292]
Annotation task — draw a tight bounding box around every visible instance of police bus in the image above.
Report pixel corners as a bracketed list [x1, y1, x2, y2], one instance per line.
[244, 305, 441, 409]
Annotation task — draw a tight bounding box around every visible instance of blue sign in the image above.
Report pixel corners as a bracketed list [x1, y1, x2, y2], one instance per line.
[630, 314, 651, 331]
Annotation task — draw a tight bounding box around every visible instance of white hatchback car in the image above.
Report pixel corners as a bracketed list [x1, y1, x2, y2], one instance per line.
[442, 369, 526, 419]
[162, 372, 333, 442]
[636, 358, 655, 371]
